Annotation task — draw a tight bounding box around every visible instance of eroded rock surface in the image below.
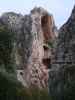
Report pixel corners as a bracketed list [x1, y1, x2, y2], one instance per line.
[49, 6, 75, 100]
[0, 7, 57, 88]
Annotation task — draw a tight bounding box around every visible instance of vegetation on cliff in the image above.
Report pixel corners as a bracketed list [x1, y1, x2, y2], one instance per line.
[0, 25, 51, 100]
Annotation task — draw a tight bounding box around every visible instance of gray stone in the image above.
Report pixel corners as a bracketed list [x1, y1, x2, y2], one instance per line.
[0, 7, 57, 88]
[49, 5, 75, 100]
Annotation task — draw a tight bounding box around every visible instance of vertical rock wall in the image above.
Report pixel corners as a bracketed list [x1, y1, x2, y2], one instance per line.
[23, 7, 57, 88]
[49, 6, 75, 100]
[0, 7, 57, 88]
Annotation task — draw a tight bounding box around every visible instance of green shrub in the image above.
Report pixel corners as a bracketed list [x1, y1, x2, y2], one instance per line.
[0, 26, 52, 100]
[0, 79, 51, 100]
[0, 25, 16, 73]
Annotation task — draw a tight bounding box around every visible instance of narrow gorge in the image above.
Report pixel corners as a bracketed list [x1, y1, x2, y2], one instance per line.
[0, 5, 75, 100]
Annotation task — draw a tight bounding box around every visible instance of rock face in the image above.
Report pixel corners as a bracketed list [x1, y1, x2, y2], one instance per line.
[0, 7, 57, 88]
[49, 6, 75, 100]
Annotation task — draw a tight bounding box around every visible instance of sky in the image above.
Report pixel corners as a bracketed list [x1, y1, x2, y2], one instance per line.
[0, 0, 74, 28]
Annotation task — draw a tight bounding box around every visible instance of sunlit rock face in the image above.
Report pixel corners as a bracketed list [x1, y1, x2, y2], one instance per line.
[0, 7, 57, 88]
[22, 7, 57, 88]
[49, 6, 75, 100]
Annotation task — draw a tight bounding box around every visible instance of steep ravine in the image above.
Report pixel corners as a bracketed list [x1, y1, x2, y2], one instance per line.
[49, 5, 75, 100]
[0, 5, 75, 100]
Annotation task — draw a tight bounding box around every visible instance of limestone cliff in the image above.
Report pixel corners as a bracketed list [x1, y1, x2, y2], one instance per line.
[0, 7, 57, 88]
[49, 5, 75, 100]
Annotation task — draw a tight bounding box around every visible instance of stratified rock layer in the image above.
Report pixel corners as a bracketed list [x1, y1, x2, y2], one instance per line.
[0, 7, 57, 88]
[49, 6, 75, 100]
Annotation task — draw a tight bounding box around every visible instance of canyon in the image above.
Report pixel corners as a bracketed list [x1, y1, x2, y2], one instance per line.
[0, 5, 75, 100]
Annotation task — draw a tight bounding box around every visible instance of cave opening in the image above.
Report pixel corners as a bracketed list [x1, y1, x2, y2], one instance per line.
[43, 45, 51, 69]
[43, 45, 49, 51]
[42, 58, 51, 69]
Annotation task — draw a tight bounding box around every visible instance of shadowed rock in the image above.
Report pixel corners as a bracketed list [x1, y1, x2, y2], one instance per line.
[49, 5, 75, 100]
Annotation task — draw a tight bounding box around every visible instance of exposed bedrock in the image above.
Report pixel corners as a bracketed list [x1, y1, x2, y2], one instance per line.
[0, 7, 57, 88]
[49, 5, 75, 100]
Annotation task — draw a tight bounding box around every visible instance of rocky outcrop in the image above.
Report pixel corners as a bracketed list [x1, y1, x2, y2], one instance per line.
[0, 7, 57, 88]
[49, 6, 75, 100]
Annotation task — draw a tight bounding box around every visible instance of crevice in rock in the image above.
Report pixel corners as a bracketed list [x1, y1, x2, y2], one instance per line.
[42, 58, 51, 69]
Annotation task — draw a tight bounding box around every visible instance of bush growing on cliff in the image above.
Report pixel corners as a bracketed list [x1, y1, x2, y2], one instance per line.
[0, 73, 51, 100]
[44, 39, 56, 50]
[0, 86, 51, 100]
[0, 26, 51, 100]
[0, 25, 16, 74]
[0, 25, 19, 98]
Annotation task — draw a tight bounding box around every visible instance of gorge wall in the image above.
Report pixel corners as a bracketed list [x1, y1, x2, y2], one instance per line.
[0, 7, 57, 88]
[49, 5, 75, 100]
[0, 5, 75, 99]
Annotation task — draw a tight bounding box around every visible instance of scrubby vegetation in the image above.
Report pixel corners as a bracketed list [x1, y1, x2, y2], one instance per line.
[0, 24, 75, 100]
[0, 26, 51, 100]
[0, 25, 16, 74]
